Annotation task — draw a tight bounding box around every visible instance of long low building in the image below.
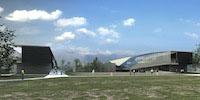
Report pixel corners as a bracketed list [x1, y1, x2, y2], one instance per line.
[14, 45, 57, 74]
[110, 51, 192, 72]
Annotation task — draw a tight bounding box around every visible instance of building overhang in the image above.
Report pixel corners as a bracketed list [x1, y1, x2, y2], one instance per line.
[110, 57, 131, 66]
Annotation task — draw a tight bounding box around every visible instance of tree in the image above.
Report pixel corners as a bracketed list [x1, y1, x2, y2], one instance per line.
[0, 24, 15, 75]
[83, 62, 92, 72]
[60, 59, 65, 74]
[65, 61, 73, 72]
[193, 44, 200, 64]
[91, 57, 103, 72]
[61, 59, 66, 67]
[102, 62, 116, 72]
[74, 58, 82, 72]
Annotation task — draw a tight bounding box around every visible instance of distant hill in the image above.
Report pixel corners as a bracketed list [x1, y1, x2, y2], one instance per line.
[53, 49, 133, 65]
[83, 54, 132, 63]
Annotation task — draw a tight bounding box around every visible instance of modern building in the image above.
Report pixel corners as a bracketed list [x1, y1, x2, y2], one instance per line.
[110, 51, 192, 72]
[14, 45, 57, 74]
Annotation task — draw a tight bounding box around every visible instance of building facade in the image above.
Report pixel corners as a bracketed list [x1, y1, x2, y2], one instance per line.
[110, 51, 192, 72]
[14, 45, 57, 74]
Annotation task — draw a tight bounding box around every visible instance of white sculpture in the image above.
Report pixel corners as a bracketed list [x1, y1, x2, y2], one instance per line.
[44, 69, 68, 78]
[92, 69, 95, 74]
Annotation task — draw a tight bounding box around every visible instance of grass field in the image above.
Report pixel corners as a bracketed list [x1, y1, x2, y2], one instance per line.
[0, 76, 200, 100]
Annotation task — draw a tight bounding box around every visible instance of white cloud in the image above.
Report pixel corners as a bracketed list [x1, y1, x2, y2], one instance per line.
[123, 18, 135, 26]
[153, 28, 162, 33]
[76, 28, 96, 37]
[67, 46, 90, 55]
[0, 6, 4, 14]
[97, 27, 120, 38]
[6, 9, 62, 22]
[55, 17, 87, 27]
[55, 32, 75, 42]
[66, 46, 112, 55]
[104, 38, 118, 44]
[184, 32, 199, 39]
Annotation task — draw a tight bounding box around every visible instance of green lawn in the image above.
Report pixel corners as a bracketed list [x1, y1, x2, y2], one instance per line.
[0, 76, 200, 100]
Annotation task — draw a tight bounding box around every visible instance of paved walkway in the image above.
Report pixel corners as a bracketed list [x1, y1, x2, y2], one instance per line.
[184, 74, 200, 76]
[0, 77, 45, 82]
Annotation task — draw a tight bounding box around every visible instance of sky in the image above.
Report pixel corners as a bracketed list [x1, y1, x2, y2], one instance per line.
[1, 0, 200, 57]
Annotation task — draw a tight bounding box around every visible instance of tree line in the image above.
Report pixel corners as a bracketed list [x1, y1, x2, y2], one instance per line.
[59, 57, 115, 72]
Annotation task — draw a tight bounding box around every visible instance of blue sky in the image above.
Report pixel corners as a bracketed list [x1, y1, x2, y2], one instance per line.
[0, 0, 200, 56]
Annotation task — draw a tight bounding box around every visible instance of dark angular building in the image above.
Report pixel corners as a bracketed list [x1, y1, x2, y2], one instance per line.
[15, 45, 57, 74]
[110, 51, 192, 72]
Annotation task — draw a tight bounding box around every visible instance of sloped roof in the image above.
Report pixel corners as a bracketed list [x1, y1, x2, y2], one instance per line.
[110, 57, 131, 66]
[13, 47, 22, 58]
